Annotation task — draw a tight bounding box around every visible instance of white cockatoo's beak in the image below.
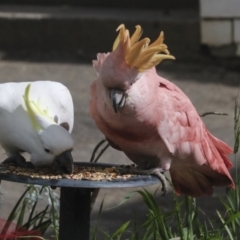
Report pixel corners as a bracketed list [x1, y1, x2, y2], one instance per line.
[55, 150, 74, 174]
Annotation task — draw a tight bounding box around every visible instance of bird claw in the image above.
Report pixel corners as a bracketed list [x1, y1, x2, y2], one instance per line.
[117, 165, 168, 196]
[2, 155, 34, 169]
[149, 168, 168, 196]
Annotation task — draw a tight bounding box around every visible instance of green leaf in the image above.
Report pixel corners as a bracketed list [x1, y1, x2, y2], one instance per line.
[223, 212, 240, 226]
[32, 219, 52, 235]
[22, 205, 50, 230]
[1, 186, 31, 235]
[98, 228, 111, 239]
[92, 195, 106, 240]
[216, 210, 234, 240]
[234, 96, 240, 154]
[110, 221, 130, 238]
[17, 236, 46, 240]
[106, 191, 135, 210]
[16, 199, 28, 229]
[27, 186, 45, 225]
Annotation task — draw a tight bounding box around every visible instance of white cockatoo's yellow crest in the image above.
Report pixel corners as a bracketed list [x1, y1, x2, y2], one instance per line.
[112, 24, 175, 72]
[23, 84, 55, 131]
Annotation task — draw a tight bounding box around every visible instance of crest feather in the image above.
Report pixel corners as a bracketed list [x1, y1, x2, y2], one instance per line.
[23, 84, 55, 131]
[112, 24, 175, 71]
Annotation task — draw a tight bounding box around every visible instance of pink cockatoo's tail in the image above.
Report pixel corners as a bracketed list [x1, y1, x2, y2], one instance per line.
[89, 24, 234, 197]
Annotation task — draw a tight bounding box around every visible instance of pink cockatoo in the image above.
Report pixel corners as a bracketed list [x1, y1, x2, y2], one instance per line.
[89, 24, 234, 197]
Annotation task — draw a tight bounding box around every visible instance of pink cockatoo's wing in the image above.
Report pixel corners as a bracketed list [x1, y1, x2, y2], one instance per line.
[157, 77, 234, 197]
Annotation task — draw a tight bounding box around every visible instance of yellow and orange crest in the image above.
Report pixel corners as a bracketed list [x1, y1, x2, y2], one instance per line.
[112, 24, 175, 72]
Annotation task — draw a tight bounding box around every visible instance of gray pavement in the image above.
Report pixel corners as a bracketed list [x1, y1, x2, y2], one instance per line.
[0, 53, 239, 239]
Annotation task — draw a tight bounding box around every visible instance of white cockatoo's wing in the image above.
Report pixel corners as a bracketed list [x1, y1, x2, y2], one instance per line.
[0, 81, 73, 132]
[23, 81, 74, 133]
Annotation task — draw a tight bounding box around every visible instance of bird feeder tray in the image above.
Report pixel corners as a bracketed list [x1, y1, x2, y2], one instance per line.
[0, 162, 160, 240]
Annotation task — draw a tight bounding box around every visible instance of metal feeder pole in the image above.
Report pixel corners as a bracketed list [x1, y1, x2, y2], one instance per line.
[59, 187, 92, 240]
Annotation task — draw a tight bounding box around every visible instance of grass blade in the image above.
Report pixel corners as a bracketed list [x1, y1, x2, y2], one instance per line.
[1, 186, 31, 235]
[106, 191, 135, 210]
[110, 221, 130, 238]
[16, 199, 27, 230]
[216, 210, 234, 240]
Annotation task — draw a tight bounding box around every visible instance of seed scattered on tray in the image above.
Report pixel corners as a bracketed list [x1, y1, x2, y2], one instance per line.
[0, 164, 136, 181]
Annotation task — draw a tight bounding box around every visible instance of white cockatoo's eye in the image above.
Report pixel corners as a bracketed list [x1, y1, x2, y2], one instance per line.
[44, 148, 51, 153]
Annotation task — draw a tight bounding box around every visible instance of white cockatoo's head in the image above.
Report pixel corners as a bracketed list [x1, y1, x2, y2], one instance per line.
[23, 84, 74, 173]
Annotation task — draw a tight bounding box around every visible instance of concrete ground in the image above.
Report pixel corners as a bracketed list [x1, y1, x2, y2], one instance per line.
[0, 51, 239, 239]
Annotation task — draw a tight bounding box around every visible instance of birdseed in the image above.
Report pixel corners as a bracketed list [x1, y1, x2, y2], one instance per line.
[0, 164, 135, 181]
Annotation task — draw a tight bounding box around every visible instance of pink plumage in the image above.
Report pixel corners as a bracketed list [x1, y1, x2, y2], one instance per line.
[89, 24, 234, 197]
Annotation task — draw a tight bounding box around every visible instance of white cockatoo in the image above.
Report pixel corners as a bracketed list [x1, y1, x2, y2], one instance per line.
[0, 81, 74, 173]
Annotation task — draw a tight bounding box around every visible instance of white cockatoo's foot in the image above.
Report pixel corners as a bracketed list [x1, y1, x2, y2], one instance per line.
[1, 155, 34, 169]
[117, 164, 168, 196]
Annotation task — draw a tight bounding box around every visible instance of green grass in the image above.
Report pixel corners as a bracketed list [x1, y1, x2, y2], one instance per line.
[0, 185, 59, 239]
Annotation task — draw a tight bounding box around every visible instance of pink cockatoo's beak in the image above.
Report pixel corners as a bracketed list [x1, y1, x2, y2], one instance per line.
[109, 89, 126, 113]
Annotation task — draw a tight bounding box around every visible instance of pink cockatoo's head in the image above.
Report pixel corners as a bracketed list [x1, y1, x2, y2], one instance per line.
[92, 24, 175, 113]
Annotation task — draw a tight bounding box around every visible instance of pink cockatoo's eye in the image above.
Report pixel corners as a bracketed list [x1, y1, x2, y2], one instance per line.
[109, 89, 126, 113]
